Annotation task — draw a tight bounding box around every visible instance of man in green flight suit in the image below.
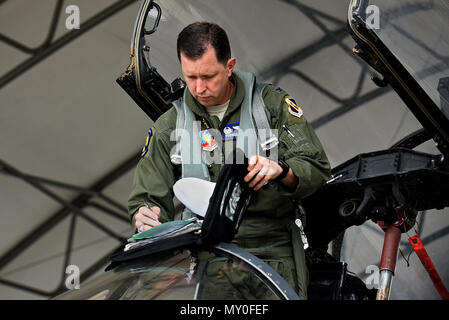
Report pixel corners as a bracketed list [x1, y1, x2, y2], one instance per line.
[128, 22, 331, 299]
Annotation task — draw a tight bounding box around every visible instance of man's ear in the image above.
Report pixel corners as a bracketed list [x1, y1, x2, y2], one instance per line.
[226, 57, 236, 77]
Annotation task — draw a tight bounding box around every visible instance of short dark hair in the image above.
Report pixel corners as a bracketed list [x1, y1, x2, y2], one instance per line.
[177, 22, 231, 65]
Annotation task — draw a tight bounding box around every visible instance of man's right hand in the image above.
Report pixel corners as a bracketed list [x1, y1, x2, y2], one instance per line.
[135, 205, 161, 232]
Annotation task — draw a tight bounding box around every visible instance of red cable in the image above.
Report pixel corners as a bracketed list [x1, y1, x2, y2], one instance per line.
[408, 234, 449, 300]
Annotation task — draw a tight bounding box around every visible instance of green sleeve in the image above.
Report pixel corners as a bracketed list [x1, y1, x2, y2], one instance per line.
[263, 85, 331, 199]
[127, 108, 177, 226]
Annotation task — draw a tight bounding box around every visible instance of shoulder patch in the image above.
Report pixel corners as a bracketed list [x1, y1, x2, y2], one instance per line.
[275, 87, 284, 93]
[286, 97, 303, 119]
[141, 128, 152, 157]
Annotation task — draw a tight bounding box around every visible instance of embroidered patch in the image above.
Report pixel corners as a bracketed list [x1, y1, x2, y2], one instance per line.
[275, 87, 284, 93]
[222, 122, 240, 140]
[200, 129, 217, 152]
[141, 128, 152, 157]
[286, 97, 303, 119]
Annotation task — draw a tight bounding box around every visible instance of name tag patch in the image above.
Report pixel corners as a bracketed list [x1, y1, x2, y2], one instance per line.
[222, 122, 239, 140]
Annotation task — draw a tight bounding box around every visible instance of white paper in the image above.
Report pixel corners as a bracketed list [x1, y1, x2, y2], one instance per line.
[173, 178, 216, 217]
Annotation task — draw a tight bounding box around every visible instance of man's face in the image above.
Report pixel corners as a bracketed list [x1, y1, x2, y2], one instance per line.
[180, 45, 236, 107]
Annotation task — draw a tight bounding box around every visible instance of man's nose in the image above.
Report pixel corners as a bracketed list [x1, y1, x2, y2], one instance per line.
[196, 79, 206, 94]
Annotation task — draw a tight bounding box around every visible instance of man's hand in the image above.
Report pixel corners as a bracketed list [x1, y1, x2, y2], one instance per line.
[244, 155, 282, 191]
[135, 205, 161, 232]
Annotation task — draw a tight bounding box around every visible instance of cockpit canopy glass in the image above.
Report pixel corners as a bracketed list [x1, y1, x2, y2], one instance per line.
[54, 248, 283, 300]
[358, 0, 449, 119]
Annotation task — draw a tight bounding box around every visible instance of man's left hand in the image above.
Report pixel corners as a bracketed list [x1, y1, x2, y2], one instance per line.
[244, 155, 282, 191]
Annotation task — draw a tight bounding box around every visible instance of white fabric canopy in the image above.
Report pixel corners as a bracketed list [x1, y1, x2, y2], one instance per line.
[0, 0, 447, 299]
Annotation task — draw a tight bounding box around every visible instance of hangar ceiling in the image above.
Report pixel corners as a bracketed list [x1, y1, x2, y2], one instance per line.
[0, 0, 447, 299]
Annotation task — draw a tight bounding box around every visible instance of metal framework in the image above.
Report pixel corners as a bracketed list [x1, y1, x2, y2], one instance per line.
[0, 0, 139, 89]
[0, 0, 140, 297]
[0, 154, 140, 296]
[0, 0, 447, 298]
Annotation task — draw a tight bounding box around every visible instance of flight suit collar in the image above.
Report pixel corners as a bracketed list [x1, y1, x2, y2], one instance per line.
[184, 72, 245, 124]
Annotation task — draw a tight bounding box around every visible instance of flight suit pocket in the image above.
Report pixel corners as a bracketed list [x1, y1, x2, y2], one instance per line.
[263, 257, 298, 292]
[279, 124, 320, 159]
[203, 257, 277, 299]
